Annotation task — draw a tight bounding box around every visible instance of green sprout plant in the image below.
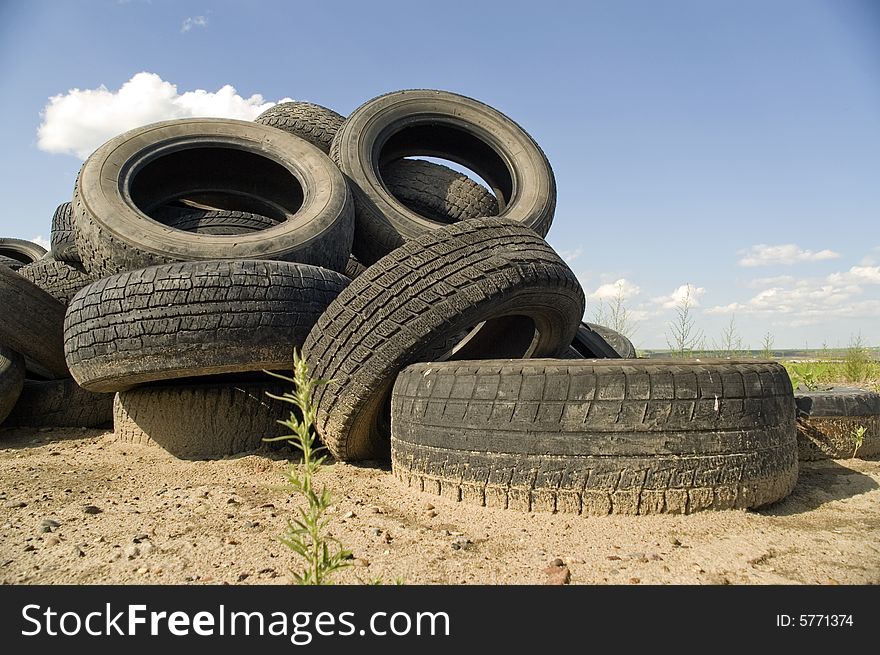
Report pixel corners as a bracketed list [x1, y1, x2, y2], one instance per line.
[264, 350, 351, 585]
[851, 425, 867, 458]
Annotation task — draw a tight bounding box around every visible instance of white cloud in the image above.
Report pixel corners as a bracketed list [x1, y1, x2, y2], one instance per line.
[181, 16, 208, 33]
[827, 265, 880, 285]
[31, 236, 50, 251]
[588, 278, 640, 301]
[746, 275, 796, 289]
[554, 246, 582, 263]
[37, 72, 291, 159]
[651, 283, 705, 309]
[737, 243, 840, 267]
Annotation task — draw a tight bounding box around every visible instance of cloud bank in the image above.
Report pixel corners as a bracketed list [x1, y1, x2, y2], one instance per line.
[737, 243, 840, 267]
[37, 72, 290, 159]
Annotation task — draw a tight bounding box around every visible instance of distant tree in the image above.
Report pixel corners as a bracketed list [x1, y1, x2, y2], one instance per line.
[665, 285, 704, 358]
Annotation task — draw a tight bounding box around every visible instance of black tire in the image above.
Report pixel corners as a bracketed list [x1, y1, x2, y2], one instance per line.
[794, 386, 880, 460]
[0, 345, 25, 425]
[113, 380, 293, 458]
[331, 89, 555, 265]
[0, 255, 24, 270]
[64, 260, 350, 392]
[587, 322, 637, 358]
[303, 217, 585, 462]
[50, 202, 80, 263]
[568, 322, 622, 359]
[382, 158, 498, 224]
[0, 238, 47, 268]
[391, 359, 798, 515]
[161, 209, 279, 235]
[16, 258, 94, 306]
[74, 118, 354, 277]
[344, 255, 368, 280]
[0, 265, 68, 379]
[255, 101, 345, 153]
[2, 378, 112, 428]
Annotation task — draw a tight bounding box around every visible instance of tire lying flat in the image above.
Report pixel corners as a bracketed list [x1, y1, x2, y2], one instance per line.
[114, 380, 293, 459]
[303, 217, 584, 462]
[0, 265, 68, 379]
[64, 260, 350, 392]
[331, 89, 555, 265]
[391, 359, 798, 515]
[74, 118, 354, 276]
[794, 386, 880, 460]
[3, 378, 113, 428]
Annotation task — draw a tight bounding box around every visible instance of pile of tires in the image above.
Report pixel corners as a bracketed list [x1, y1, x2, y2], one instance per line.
[1, 88, 800, 513]
[793, 386, 880, 460]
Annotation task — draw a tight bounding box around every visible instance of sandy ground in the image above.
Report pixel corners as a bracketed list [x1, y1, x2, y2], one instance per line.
[1, 426, 878, 585]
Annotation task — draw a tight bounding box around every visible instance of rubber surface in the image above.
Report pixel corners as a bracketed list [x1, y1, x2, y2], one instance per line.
[568, 322, 621, 359]
[3, 378, 113, 428]
[0, 345, 25, 425]
[587, 323, 637, 358]
[50, 202, 80, 263]
[392, 359, 798, 515]
[331, 89, 555, 265]
[255, 101, 345, 153]
[17, 258, 94, 306]
[74, 118, 354, 276]
[0, 265, 68, 379]
[162, 210, 279, 235]
[113, 380, 294, 459]
[794, 386, 880, 460]
[64, 260, 350, 392]
[0, 238, 47, 268]
[303, 217, 585, 461]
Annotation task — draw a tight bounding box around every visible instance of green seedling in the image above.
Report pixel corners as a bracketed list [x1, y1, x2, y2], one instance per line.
[851, 425, 867, 458]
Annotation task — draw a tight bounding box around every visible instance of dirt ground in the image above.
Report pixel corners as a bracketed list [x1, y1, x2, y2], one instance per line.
[1, 426, 878, 585]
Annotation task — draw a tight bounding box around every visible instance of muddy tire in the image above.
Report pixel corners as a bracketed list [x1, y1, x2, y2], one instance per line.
[3, 378, 112, 428]
[0, 265, 68, 379]
[331, 89, 555, 265]
[74, 118, 354, 276]
[113, 380, 293, 459]
[303, 217, 584, 462]
[794, 387, 880, 460]
[587, 323, 637, 358]
[17, 258, 94, 306]
[64, 260, 350, 392]
[161, 209, 279, 235]
[0, 345, 25, 425]
[50, 202, 80, 263]
[392, 359, 798, 515]
[0, 238, 47, 269]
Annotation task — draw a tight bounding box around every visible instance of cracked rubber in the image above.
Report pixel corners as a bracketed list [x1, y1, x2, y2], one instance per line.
[114, 380, 294, 459]
[0, 265, 68, 379]
[391, 359, 798, 515]
[74, 118, 354, 276]
[0, 345, 25, 425]
[331, 89, 555, 265]
[794, 387, 880, 460]
[17, 258, 94, 306]
[64, 260, 350, 392]
[0, 238, 47, 268]
[303, 217, 585, 462]
[50, 202, 80, 263]
[3, 378, 112, 428]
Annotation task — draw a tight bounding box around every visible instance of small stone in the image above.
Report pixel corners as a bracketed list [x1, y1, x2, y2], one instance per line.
[40, 519, 61, 533]
[451, 542, 461, 550]
[368, 506, 381, 514]
[224, 537, 238, 545]
[692, 564, 704, 574]
[246, 521, 259, 528]
[422, 502, 435, 511]
[629, 577, 641, 584]
[549, 558, 564, 567]
[226, 498, 240, 505]
[670, 537, 682, 547]
[82, 505, 102, 515]
[237, 573, 249, 582]
[125, 545, 140, 560]
[24, 544, 36, 552]
[650, 554, 663, 561]
[259, 503, 275, 509]
[343, 511, 356, 519]
[140, 542, 156, 556]
[110, 552, 121, 562]
[72, 546, 85, 558]
[370, 528, 382, 537]
[426, 510, 438, 518]
[606, 555, 621, 561]
[352, 558, 370, 567]
[543, 565, 571, 585]
[137, 567, 149, 574]
[45, 536, 60, 547]
[4, 501, 26, 509]
[258, 567, 276, 576]
[132, 534, 149, 543]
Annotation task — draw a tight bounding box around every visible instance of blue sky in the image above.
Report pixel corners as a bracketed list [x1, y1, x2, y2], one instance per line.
[1, 0, 877, 349]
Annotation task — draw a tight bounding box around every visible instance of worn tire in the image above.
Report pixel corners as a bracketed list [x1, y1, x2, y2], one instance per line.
[303, 217, 584, 462]
[0, 238, 47, 268]
[0, 345, 25, 425]
[794, 387, 880, 460]
[382, 158, 498, 224]
[567, 322, 622, 359]
[587, 323, 637, 358]
[0, 265, 68, 378]
[161, 209, 279, 235]
[0, 255, 24, 270]
[392, 359, 798, 515]
[113, 380, 294, 459]
[344, 255, 368, 280]
[3, 378, 112, 428]
[331, 89, 555, 265]
[255, 101, 345, 153]
[64, 260, 349, 392]
[17, 258, 94, 306]
[50, 202, 80, 263]
[74, 118, 354, 276]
